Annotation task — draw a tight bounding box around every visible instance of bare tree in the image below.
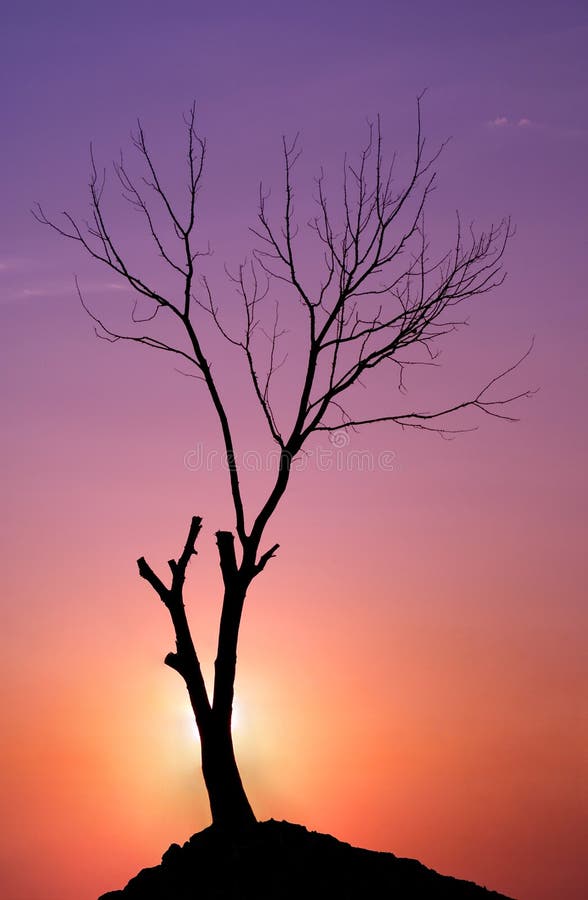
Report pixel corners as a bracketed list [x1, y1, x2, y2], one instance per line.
[34, 100, 531, 831]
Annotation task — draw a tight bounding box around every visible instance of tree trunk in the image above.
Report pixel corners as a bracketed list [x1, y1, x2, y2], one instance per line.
[199, 712, 256, 830]
[204, 541, 257, 830]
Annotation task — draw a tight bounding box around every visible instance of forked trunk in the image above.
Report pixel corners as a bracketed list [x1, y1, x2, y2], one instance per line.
[138, 519, 262, 831]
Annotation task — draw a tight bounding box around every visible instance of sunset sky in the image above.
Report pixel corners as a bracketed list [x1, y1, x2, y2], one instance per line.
[1, 2, 587, 899]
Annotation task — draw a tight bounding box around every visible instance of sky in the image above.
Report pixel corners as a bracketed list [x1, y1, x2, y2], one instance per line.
[1, 2, 587, 898]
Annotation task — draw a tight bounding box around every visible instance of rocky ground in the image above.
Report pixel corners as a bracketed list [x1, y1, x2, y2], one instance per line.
[98, 819, 515, 899]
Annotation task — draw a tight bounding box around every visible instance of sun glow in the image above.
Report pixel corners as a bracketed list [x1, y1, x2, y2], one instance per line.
[231, 700, 243, 732]
[183, 700, 244, 743]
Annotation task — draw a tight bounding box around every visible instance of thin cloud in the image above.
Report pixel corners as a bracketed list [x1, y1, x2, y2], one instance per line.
[3, 280, 131, 304]
[0, 256, 32, 272]
[20, 287, 50, 298]
[488, 115, 535, 129]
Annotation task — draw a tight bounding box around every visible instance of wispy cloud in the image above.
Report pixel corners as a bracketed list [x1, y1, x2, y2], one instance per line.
[20, 287, 51, 298]
[488, 116, 535, 129]
[2, 279, 131, 304]
[0, 256, 33, 272]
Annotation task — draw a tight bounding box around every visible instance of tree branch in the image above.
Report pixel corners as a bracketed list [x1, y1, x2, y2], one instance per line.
[138, 517, 211, 726]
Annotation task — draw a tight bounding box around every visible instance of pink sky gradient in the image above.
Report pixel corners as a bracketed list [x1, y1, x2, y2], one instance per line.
[1, 3, 587, 899]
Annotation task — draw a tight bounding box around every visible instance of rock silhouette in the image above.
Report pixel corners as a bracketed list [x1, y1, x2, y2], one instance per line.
[98, 819, 514, 899]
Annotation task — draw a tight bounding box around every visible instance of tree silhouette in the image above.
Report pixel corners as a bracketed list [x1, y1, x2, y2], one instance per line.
[34, 100, 531, 831]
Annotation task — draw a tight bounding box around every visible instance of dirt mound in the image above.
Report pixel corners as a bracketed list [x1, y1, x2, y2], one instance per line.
[98, 819, 514, 899]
